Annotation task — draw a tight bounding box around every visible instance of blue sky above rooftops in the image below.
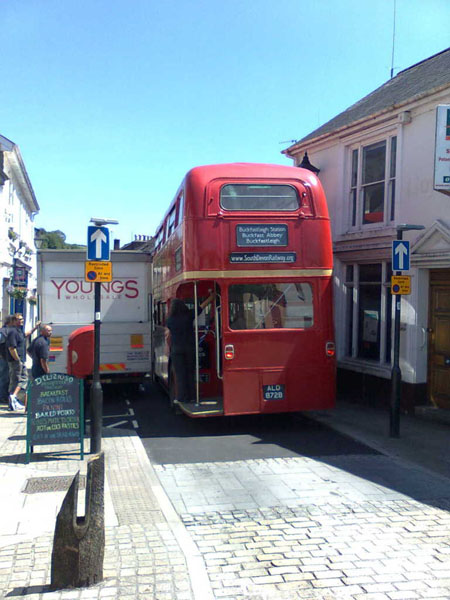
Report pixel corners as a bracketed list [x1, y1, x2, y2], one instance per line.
[1, 0, 449, 245]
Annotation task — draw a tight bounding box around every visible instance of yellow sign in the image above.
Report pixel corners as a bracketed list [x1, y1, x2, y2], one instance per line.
[50, 336, 63, 351]
[391, 275, 411, 295]
[85, 261, 112, 283]
[130, 334, 144, 349]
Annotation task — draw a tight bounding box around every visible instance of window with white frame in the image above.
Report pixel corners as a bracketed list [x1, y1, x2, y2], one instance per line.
[167, 206, 176, 238]
[344, 262, 392, 363]
[350, 136, 397, 227]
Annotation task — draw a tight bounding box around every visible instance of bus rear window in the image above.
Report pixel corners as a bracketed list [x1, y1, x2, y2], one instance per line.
[220, 184, 299, 211]
[228, 283, 313, 330]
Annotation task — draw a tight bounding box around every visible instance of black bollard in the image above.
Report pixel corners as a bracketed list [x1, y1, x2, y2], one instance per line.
[51, 452, 105, 589]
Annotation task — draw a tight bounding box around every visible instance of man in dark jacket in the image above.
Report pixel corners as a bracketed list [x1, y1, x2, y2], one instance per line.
[166, 291, 214, 404]
[0, 315, 13, 405]
[30, 324, 52, 379]
[7, 314, 39, 411]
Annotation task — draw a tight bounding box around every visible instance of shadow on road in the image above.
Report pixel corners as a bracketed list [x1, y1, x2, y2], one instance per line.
[113, 382, 379, 460]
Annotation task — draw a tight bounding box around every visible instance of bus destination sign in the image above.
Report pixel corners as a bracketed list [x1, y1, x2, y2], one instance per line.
[236, 224, 288, 247]
[230, 252, 296, 264]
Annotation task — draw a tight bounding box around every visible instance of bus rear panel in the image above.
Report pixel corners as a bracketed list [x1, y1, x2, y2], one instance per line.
[152, 163, 335, 417]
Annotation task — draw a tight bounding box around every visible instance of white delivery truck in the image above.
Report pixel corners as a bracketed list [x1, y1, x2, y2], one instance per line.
[37, 249, 152, 384]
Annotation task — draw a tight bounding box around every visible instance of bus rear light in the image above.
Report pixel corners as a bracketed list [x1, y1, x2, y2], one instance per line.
[224, 344, 235, 360]
[325, 342, 335, 357]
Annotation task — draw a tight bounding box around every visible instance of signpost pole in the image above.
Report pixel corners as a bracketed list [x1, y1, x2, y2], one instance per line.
[87, 217, 118, 455]
[390, 230, 402, 438]
[389, 224, 425, 438]
[90, 281, 103, 454]
[80, 365, 85, 459]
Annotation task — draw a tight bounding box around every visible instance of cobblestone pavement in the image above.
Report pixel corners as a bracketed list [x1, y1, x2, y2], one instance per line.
[0, 524, 192, 600]
[180, 500, 450, 599]
[155, 456, 450, 599]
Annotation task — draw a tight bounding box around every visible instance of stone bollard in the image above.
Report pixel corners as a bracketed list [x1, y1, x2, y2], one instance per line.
[51, 452, 105, 589]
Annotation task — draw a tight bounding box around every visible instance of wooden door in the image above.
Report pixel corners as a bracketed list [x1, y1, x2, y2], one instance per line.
[428, 270, 450, 409]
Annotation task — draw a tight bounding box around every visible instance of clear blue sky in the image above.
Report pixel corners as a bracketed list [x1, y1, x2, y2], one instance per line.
[2, 0, 449, 245]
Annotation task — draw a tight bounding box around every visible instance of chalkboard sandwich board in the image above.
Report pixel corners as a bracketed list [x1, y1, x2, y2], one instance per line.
[26, 373, 84, 463]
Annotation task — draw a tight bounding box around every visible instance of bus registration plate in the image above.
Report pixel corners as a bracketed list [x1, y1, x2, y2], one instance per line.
[263, 384, 285, 401]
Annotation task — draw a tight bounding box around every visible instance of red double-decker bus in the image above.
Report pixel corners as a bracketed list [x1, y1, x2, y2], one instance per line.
[151, 163, 335, 417]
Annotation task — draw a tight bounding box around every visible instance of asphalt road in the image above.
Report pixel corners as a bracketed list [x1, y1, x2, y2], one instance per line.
[102, 382, 380, 466]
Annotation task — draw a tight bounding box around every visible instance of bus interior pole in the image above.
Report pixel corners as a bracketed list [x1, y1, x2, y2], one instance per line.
[194, 282, 199, 405]
[90, 281, 103, 453]
[214, 282, 223, 381]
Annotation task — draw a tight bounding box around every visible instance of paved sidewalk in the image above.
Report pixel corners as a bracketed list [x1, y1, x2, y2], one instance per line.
[308, 401, 450, 480]
[1, 399, 450, 599]
[0, 405, 214, 600]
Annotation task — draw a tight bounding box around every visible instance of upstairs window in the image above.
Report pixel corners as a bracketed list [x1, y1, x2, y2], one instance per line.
[350, 136, 397, 227]
[362, 141, 386, 224]
[220, 184, 299, 211]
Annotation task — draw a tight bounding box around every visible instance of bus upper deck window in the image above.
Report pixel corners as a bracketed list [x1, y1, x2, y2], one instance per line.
[177, 191, 184, 223]
[220, 184, 299, 211]
[155, 228, 163, 250]
[167, 207, 176, 237]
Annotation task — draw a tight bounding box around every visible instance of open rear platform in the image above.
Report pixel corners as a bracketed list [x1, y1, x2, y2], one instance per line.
[177, 397, 224, 417]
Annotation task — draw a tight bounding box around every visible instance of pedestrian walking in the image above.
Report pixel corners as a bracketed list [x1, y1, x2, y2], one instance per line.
[0, 315, 13, 405]
[166, 291, 215, 404]
[7, 314, 40, 411]
[30, 324, 52, 379]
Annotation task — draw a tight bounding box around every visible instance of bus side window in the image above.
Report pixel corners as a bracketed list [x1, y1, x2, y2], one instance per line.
[177, 191, 184, 224]
[167, 207, 176, 237]
[155, 226, 166, 251]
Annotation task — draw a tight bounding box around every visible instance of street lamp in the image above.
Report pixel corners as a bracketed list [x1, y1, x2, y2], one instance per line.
[389, 223, 425, 438]
[34, 230, 44, 250]
[298, 151, 320, 176]
[90, 217, 119, 226]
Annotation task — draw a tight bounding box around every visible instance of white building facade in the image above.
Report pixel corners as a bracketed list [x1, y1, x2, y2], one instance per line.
[284, 48, 450, 412]
[0, 134, 39, 329]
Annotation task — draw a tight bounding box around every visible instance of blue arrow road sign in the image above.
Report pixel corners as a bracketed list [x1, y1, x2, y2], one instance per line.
[392, 240, 410, 271]
[87, 226, 110, 261]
